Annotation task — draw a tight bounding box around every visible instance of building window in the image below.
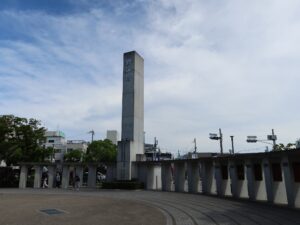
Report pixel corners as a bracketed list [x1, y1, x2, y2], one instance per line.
[236, 165, 245, 180]
[253, 164, 263, 181]
[272, 163, 283, 182]
[48, 140, 54, 143]
[293, 163, 300, 182]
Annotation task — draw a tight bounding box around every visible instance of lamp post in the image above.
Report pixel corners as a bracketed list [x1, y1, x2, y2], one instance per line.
[230, 136, 235, 154]
[209, 128, 223, 155]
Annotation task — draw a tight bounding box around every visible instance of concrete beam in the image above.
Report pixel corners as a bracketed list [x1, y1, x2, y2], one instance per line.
[246, 161, 255, 200]
[282, 157, 294, 207]
[214, 161, 223, 196]
[19, 165, 28, 189]
[262, 158, 274, 203]
[47, 165, 56, 188]
[88, 165, 97, 188]
[161, 163, 172, 191]
[146, 165, 161, 190]
[201, 162, 214, 194]
[229, 161, 238, 198]
[174, 162, 186, 192]
[75, 166, 84, 188]
[61, 165, 70, 189]
[187, 161, 199, 193]
[33, 165, 42, 188]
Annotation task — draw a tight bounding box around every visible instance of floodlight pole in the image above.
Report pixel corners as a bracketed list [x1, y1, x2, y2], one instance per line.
[219, 128, 223, 155]
[230, 135, 234, 154]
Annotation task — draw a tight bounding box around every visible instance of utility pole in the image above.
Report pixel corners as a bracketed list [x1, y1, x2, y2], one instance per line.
[193, 138, 197, 153]
[153, 137, 158, 161]
[209, 128, 224, 155]
[230, 136, 234, 154]
[219, 128, 223, 155]
[272, 129, 276, 150]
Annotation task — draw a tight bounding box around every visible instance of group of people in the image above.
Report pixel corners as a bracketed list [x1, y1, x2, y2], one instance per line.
[41, 166, 80, 190]
[41, 170, 61, 188]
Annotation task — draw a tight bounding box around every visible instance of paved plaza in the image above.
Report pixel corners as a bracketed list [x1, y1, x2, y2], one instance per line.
[0, 189, 300, 225]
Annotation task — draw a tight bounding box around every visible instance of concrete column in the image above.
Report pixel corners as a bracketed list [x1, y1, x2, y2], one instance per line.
[146, 164, 162, 190]
[187, 161, 199, 193]
[174, 161, 185, 192]
[229, 161, 238, 198]
[47, 165, 56, 188]
[19, 165, 28, 188]
[75, 166, 84, 188]
[282, 157, 295, 207]
[137, 164, 147, 185]
[246, 161, 255, 200]
[201, 162, 214, 194]
[61, 165, 70, 189]
[88, 165, 97, 188]
[214, 161, 223, 196]
[146, 165, 154, 190]
[33, 165, 42, 188]
[106, 163, 116, 182]
[161, 163, 172, 191]
[262, 158, 274, 203]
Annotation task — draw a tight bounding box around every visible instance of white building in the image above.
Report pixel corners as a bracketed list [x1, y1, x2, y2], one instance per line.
[44, 131, 67, 161]
[106, 130, 119, 145]
[67, 140, 88, 153]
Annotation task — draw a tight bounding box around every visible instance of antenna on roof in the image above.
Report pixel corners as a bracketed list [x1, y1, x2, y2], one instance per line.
[193, 138, 197, 153]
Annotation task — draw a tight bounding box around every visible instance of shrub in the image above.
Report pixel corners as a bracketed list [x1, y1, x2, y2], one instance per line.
[0, 167, 19, 188]
[102, 180, 144, 189]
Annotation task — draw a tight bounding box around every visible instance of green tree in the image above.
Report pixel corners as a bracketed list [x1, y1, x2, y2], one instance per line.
[273, 143, 295, 151]
[64, 149, 83, 162]
[85, 139, 117, 162]
[273, 143, 285, 151]
[0, 115, 49, 165]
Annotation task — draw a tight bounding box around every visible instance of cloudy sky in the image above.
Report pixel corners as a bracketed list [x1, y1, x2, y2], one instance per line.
[1, 0, 300, 155]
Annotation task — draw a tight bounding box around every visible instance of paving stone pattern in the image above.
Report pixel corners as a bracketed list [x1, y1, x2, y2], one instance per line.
[1, 189, 300, 225]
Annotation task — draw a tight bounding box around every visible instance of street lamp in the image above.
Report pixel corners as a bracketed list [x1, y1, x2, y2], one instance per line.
[230, 136, 235, 154]
[246, 129, 277, 150]
[209, 128, 223, 154]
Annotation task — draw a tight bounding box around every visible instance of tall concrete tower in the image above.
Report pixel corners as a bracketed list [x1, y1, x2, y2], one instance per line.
[117, 51, 144, 180]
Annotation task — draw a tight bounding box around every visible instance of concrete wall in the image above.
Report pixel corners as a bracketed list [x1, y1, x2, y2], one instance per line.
[18, 150, 300, 209]
[139, 151, 300, 209]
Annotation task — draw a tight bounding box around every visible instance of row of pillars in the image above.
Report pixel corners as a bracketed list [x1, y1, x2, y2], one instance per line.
[142, 156, 300, 208]
[19, 164, 115, 189]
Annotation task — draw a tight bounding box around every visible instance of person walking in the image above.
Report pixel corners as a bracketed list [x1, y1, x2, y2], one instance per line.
[55, 172, 61, 188]
[42, 177, 48, 188]
[75, 175, 80, 191]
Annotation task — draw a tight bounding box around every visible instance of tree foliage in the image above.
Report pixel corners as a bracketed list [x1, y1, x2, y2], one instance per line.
[273, 143, 296, 151]
[0, 115, 49, 165]
[85, 139, 117, 162]
[64, 149, 83, 162]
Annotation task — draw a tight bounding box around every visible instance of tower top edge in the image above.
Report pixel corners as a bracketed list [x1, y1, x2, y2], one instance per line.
[124, 50, 144, 60]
